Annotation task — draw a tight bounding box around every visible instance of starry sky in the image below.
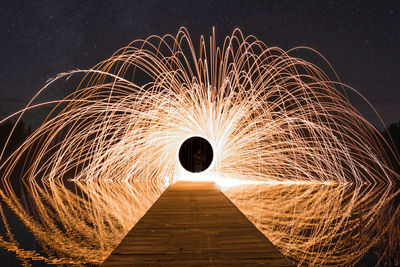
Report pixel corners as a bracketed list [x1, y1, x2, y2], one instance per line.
[0, 0, 399, 129]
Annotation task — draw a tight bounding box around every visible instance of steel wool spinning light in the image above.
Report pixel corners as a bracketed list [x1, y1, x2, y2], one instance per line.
[0, 28, 398, 265]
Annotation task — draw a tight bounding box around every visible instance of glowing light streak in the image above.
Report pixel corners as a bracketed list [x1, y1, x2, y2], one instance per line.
[0, 179, 166, 265]
[224, 183, 400, 266]
[0, 28, 398, 265]
[0, 28, 397, 185]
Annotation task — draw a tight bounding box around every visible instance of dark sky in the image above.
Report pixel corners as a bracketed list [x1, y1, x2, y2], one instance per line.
[0, 0, 399, 128]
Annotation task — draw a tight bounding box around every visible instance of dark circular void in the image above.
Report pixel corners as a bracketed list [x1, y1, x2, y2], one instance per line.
[179, 136, 213, 173]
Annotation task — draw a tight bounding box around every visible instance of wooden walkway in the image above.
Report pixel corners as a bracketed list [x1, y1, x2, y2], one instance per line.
[102, 181, 293, 266]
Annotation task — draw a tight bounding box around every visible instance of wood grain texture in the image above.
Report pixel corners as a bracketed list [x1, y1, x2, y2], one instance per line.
[102, 181, 293, 266]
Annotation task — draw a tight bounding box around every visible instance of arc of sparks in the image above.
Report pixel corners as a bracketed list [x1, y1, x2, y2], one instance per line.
[1, 28, 398, 186]
[0, 28, 399, 265]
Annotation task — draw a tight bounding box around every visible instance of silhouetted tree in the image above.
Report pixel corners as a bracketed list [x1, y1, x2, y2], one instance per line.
[381, 121, 400, 174]
[0, 119, 31, 159]
[0, 119, 32, 196]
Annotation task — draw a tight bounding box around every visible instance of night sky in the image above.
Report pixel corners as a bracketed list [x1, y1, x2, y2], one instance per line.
[0, 0, 399, 128]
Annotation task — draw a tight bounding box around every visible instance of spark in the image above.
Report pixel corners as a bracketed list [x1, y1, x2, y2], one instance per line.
[0, 179, 167, 265]
[0, 28, 398, 265]
[224, 183, 400, 266]
[0, 28, 398, 185]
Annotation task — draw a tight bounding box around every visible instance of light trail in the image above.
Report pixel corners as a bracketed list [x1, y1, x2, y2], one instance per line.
[0, 179, 398, 265]
[0, 28, 398, 265]
[0, 28, 398, 186]
[224, 183, 400, 266]
[0, 179, 167, 265]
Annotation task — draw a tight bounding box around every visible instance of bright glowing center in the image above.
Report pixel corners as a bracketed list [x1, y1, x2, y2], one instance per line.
[178, 136, 213, 173]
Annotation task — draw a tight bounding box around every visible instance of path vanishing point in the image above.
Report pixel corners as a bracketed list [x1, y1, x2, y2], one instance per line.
[102, 181, 293, 266]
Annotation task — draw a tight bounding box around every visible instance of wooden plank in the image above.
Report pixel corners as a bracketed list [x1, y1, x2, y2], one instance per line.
[102, 181, 293, 266]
